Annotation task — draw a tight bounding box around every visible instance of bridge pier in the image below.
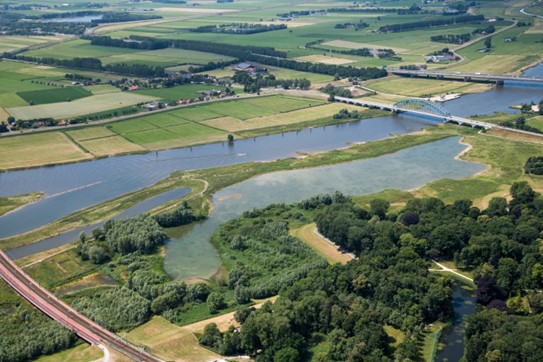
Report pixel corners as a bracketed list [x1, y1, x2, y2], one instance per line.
[464, 76, 471, 82]
[495, 80, 504, 85]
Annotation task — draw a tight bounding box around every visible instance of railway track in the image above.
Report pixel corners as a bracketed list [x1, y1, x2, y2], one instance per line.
[0, 250, 162, 362]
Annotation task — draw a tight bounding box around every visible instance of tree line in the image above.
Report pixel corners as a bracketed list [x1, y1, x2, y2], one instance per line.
[3, 53, 165, 77]
[379, 14, 485, 33]
[189, 23, 287, 34]
[431, 33, 471, 44]
[232, 71, 310, 93]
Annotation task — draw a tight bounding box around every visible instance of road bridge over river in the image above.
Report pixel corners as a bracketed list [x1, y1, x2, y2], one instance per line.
[388, 68, 543, 85]
[0, 250, 164, 362]
[334, 96, 494, 129]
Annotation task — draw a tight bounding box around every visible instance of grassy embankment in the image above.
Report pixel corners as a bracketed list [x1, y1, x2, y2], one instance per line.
[0, 192, 43, 216]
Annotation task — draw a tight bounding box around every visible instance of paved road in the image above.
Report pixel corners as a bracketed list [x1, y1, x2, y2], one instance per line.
[0, 250, 163, 362]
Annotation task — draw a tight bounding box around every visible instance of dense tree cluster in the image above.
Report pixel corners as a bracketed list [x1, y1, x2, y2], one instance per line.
[525, 156, 543, 175]
[314, 184, 543, 360]
[232, 71, 310, 93]
[89, 12, 161, 26]
[153, 202, 204, 228]
[472, 24, 495, 35]
[431, 33, 471, 44]
[379, 14, 485, 33]
[0, 12, 87, 36]
[217, 212, 327, 300]
[0, 305, 77, 362]
[203, 195, 454, 360]
[70, 287, 151, 331]
[332, 108, 362, 120]
[103, 214, 168, 255]
[334, 20, 369, 30]
[321, 84, 352, 100]
[190, 23, 287, 34]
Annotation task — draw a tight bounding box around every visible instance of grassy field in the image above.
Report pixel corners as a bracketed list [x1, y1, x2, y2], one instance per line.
[24, 39, 234, 67]
[365, 76, 492, 97]
[0, 132, 92, 170]
[126, 317, 222, 362]
[7, 92, 158, 120]
[0, 192, 43, 217]
[78, 135, 147, 156]
[295, 54, 355, 65]
[0, 35, 61, 53]
[17, 87, 92, 105]
[34, 344, 103, 362]
[24, 248, 97, 289]
[290, 223, 353, 265]
[201, 102, 355, 132]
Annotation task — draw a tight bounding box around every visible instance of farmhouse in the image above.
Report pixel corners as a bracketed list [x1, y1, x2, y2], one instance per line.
[234, 63, 254, 72]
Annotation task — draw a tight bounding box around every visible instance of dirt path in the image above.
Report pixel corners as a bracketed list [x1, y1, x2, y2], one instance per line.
[182, 296, 277, 334]
[430, 260, 474, 282]
[290, 223, 355, 264]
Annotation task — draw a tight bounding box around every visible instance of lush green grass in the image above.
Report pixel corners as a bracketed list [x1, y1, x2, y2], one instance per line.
[418, 131, 543, 206]
[7, 92, 158, 120]
[0, 192, 43, 217]
[0, 132, 92, 171]
[17, 87, 92, 105]
[25, 249, 97, 289]
[421, 321, 446, 362]
[526, 116, 543, 132]
[35, 344, 103, 362]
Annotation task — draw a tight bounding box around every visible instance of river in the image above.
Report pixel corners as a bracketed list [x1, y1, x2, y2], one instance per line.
[435, 282, 477, 362]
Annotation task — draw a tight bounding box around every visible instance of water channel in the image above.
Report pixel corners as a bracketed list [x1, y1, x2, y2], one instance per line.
[1, 64, 543, 360]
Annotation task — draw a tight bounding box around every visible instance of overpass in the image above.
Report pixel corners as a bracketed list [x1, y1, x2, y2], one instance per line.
[0, 250, 164, 362]
[388, 68, 543, 85]
[334, 96, 494, 129]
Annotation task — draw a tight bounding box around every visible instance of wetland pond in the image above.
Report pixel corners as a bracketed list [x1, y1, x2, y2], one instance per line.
[164, 136, 485, 280]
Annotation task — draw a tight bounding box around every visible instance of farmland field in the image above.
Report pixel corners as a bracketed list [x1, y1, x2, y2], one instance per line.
[78, 136, 146, 156]
[7, 93, 158, 120]
[126, 317, 221, 362]
[201, 103, 359, 132]
[0, 36, 61, 53]
[295, 54, 355, 65]
[17, 87, 92, 105]
[0, 132, 91, 170]
[121, 122, 227, 150]
[100, 47, 235, 67]
[67, 127, 118, 142]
